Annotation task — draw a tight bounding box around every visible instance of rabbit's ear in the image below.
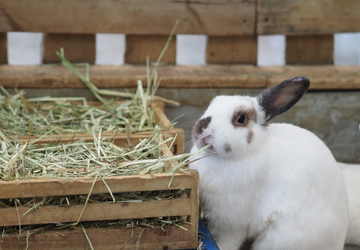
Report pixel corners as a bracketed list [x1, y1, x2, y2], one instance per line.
[257, 76, 310, 123]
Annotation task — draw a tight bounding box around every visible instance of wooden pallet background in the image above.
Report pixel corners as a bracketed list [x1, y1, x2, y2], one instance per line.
[0, 0, 359, 163]
[0, 0, 359, 90]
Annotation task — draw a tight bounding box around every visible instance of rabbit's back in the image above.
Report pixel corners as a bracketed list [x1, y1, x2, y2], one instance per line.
[253, 123, 348, 249]
[339, 162, 360, 245]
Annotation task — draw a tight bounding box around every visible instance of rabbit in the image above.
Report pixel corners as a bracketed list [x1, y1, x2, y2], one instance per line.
[189, 76, 349, 250]
[339, 161, 360, 246]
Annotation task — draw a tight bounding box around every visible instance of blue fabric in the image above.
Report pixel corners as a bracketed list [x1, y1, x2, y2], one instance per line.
[198, 217, 220, 250]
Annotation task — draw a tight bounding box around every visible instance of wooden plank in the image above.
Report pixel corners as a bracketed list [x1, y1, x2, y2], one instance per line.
[171, 128, 186, 154]
[43, 34, 95, 63]
[0, 171, 196, 199]
[125, 35, 176, 64]
[0, 0, 256, 36]
[0, 198, 191, 226]
[206, 36, 257, 64]
[15, 130, 183, 153]
[0, 32, 7, 64]
[0, 65, 267, 88]
[154, 101, 173, 128]
[257, 0, 360, 35]
[2, 64, 360, 89]
[0, 225, 195, 249]
[188, 169, 199, 247]
[286, 35, 334, 65]
[15, 132, 153, 145]
[262, 65, 360, 90]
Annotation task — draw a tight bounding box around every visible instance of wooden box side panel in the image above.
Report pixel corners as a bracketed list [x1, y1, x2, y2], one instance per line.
[0, 170, 200, 248]
[0, 171, 195, 199]
[0, 199, 191, 227]
[0, 170, 199, 226]
[0, 225, 197, 250]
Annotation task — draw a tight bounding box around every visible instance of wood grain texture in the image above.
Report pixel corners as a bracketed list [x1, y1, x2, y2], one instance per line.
[0, 0, 255, 35]
[0, 171, 196, 199]
[188, 169, 199, 247]
[286, 35, 334, 65]
[43, 34, 95, 63]
[0, 198, 191, 226]
[2, 65, 360, 89]
[125, 35, 176, 64]
[0, 32, 7, 64]
[257, 0, 360, 35]
[15, 130, 184, 154]
[0, 225, 195, 249]
[206, 36, 257, 64]
[263, 65, 360, 89]
[0, 65, 267, 88]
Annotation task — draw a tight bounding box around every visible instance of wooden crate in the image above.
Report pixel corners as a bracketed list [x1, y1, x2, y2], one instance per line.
[13, 101, 185, 155]
[0, 136, 199, 249]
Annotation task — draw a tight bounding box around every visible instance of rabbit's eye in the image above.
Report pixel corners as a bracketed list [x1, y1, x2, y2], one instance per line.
[237, 115, 246, 125]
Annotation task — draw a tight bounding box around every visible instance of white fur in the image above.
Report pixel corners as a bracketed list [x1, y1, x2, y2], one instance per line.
[190, 95, 348, 250]
[339, 162, 360, 246]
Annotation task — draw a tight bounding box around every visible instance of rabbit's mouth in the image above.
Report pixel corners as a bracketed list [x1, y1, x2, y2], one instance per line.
[197, 136, 215, 152]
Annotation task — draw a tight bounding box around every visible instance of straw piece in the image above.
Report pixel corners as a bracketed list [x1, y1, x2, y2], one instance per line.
[82, 224, 94, 250]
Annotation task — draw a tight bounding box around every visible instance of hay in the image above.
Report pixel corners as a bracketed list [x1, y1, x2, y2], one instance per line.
[0, 130, 190, 180]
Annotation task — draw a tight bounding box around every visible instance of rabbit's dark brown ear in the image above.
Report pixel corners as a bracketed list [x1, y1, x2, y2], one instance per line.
[257, 76, 310, 123]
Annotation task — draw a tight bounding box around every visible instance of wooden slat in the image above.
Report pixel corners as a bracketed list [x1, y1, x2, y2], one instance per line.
[0, 0, 256, 36]
[15, 132, 154, 146]
[153, 101, 173, 128]
[206, 36, 257, 64]
[0, 225, 195, 249]
[0, 32, 7, 64]
[0, 198, 191, 226]
[2, 64, 360, 90]
[286, 35, 334, 65]
[15, 130, 183, 153]
[188, 168, 199, 247]
[0, 171, 195, 199]
[125, 35, 176, 64]
[43, 34, 95, 63]
[0, 65, 267, 88]
[257, 0, 360, 35]
[263, 65, 360, 89]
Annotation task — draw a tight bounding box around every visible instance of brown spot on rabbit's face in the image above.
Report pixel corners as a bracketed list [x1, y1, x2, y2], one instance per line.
[247, 130, 254, 144]
[231, 107, 257, 128]
[193, 116, 212, 140]
[224, 143, 232, 153]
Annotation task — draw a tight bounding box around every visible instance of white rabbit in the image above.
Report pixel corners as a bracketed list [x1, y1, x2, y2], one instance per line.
[189, 76, 348, 250]
[339, 162, 360, 246]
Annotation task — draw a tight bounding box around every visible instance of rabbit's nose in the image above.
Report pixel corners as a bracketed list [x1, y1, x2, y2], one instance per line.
[193, 116, 212, 140]
[199, 116, 212, 130]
